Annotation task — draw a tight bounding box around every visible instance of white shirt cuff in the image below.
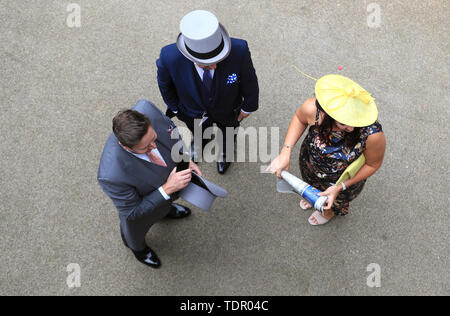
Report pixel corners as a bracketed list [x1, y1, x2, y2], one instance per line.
[241, 110, 252, 114]
[158, 186, 171, 200]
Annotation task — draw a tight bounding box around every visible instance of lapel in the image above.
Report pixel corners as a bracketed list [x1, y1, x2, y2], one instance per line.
[120, 146, 164, 189]
[156, 139, 173, 168]
[153, 121, 177, 160]
[120, 140, 172, 187]
[180, 62, 203, 109]
[212, 64, 224, 108]
[153, 123, 178, 171]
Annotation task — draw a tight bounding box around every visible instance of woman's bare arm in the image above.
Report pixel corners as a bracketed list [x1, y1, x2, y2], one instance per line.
[319, 131, 386, 210]
[342, 131, 386, 189]
[267, 98, 316, 177]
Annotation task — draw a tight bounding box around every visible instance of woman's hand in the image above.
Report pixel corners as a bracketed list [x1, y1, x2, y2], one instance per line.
[266, 150, 291, 178]
[318, 185, 342, 210]
[265, 104, 313, 178]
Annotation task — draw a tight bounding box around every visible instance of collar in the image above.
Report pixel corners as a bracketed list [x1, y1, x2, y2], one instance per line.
[194, 63, 215, 79]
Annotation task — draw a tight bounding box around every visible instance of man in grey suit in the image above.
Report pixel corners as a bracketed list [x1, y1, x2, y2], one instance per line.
[98, 99, 202, 268]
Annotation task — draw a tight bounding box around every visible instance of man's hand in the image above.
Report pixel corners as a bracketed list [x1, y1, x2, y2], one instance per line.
[189, 161, 202, 177]
[237, 111, 250, 122]
[162, 167, 192, 195]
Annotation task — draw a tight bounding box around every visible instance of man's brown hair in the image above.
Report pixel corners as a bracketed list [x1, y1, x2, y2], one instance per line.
[112, 110, 151, 148]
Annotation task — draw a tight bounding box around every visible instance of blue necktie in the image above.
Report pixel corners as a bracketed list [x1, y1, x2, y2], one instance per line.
[202, 69, 213, 92]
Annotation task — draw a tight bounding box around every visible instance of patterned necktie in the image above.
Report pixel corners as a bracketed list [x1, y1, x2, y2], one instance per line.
[202, 69, 213, 92]
[146, 149, 167, 167]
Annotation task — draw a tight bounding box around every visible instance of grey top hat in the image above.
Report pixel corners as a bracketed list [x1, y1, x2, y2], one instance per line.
[176, 10, 231, 66]
[179, 172, 228, 211]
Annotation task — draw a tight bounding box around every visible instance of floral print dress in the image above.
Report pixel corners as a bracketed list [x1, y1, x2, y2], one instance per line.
[299, 109, 383, 216]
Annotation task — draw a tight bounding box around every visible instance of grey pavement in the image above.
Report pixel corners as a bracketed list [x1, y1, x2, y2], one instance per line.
[0, 0, 448, 296]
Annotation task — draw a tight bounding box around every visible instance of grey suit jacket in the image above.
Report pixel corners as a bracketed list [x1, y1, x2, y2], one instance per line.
[98, 100, 182, 251]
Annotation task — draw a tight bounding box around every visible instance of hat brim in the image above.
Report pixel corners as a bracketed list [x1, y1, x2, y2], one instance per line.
[179, 172, 228, 211]
[315, 75, 379, 128]
[176, 23, 231, 65]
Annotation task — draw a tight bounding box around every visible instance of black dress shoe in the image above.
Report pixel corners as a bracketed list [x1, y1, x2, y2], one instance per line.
[166, 203, 191, 219]
[217, 161, 231, 174]
[132, 247, 161, 269]
[120, 229, 129, 248]
[165, 109, 177, 119]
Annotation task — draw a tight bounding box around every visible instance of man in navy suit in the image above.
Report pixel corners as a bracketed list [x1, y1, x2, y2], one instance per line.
[157, 10, 259, 174]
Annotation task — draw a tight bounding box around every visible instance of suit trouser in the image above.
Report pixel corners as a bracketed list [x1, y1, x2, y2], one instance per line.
[120, 192, 181, 252]
[176, 111, 239, 161]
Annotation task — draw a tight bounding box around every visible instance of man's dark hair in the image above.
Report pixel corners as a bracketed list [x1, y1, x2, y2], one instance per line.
[112, 110, 151, 148]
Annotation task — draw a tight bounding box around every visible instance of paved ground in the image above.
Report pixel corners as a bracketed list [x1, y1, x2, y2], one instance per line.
[0, 0, 448, 296]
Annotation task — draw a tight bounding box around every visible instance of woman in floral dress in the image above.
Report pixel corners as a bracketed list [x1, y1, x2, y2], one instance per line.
[267, 75, 386, 225]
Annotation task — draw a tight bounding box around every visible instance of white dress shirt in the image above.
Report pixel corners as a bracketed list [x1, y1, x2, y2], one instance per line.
[194, 63, 216, 80]
[190, 63, 252, 115]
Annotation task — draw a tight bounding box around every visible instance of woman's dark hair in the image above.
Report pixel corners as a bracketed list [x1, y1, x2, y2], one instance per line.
[112, 110, 151, 148]
[315, 100, 361, 149]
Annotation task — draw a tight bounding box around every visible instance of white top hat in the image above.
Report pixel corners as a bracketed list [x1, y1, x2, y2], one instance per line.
[177, 10, 231, 65]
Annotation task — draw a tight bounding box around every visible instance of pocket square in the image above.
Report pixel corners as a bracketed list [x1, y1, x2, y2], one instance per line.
[226, 73, 238, 85]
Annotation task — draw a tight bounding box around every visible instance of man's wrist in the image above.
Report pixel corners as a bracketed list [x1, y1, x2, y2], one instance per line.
[161, 184, 173, 196]
[158, 186, 171, 200]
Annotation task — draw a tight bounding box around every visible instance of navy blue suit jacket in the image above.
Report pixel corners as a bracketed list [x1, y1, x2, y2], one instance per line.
[156, 38, 259, 126]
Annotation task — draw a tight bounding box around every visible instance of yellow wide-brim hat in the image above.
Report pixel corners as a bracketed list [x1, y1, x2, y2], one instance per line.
[315, 74, 378, 127]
